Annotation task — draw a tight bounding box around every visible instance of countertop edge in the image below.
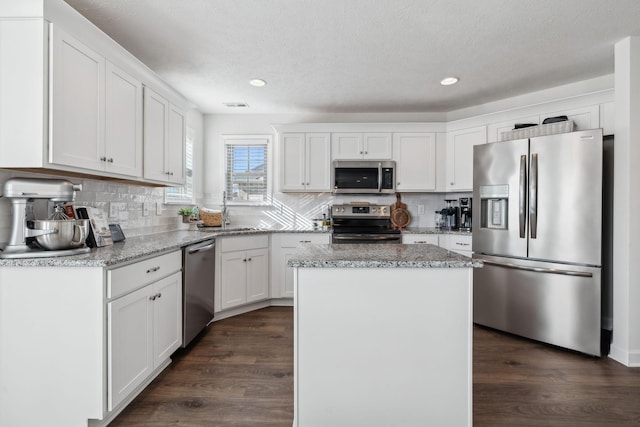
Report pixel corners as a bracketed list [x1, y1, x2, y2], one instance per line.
[0, 227, 474, 268]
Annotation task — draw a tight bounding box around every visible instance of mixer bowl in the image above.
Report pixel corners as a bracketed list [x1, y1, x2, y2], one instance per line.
[30, 219, 89, 250]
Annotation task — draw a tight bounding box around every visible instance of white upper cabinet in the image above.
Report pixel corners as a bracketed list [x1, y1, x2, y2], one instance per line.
[393, 133, 436, 191]
[50, 28, 144, 179]
[167, 104, 186, 184]
[331, 132, 392, 159]
[143, 87, 185, 185]
[446, 125, 487, 192]
[281, 133, 330, 192]
[0, 5, 188, 184]
[49, 26, 105, 171]
[105, 61, 143, 177]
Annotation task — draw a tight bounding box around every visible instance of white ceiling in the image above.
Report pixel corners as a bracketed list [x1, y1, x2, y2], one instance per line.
[64, 0, 640, 115]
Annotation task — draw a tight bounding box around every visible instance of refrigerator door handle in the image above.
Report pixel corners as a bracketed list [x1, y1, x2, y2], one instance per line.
[481, 259, 593, 277]
[519, 154, 527, 238]
[530, 153, 538, 239]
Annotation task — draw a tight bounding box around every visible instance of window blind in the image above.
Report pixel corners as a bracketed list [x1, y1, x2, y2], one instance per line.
[225, 143, 269, 203]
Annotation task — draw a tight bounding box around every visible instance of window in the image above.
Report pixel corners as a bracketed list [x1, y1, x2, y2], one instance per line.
[223, 135, 271, 205]
[165, 126, 195, 204]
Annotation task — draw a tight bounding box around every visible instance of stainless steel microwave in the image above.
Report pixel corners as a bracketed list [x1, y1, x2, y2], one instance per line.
[332, 160, 396, 194]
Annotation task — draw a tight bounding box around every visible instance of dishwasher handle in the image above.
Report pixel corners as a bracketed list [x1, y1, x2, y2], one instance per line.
[187, 241, 215, 254]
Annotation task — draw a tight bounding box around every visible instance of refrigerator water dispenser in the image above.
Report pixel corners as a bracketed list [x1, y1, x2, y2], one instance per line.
[479, 185, 508, 230]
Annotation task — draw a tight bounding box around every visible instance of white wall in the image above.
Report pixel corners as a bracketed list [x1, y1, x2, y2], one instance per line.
[610, 37, 640, 366]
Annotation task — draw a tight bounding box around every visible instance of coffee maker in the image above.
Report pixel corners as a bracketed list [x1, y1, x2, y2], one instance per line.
[459, 197, 472, 231]
[437, 199, 459, 230]
[1, 178, 90, 259]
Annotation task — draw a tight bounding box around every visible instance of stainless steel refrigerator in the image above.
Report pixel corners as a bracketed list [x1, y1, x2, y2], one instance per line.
[472, 128, 603, 356]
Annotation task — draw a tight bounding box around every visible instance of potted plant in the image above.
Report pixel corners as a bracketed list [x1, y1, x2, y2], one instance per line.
[178, 207, 194, 223]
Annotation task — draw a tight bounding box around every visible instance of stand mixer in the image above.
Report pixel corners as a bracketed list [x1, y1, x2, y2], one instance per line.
[1, 178, 90, 258]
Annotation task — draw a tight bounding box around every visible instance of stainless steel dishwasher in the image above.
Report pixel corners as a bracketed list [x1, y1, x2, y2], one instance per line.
[182, 239, 215, 347]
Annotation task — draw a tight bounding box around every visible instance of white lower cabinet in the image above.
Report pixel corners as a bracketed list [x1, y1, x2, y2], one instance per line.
[439, 234, 473, 256]
[219, 235, 270, 310]
[271, 233, 331, 298]
[403, 233, 472, 257]
[107, 251, 182, 411]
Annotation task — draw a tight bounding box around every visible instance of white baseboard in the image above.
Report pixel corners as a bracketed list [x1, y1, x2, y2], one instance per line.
[608, 344, 640, 367]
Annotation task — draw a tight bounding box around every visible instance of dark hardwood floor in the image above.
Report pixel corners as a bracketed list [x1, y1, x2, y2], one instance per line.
[110, 307, 640, 426]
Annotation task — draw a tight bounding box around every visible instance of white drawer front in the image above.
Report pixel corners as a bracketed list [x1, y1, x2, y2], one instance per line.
[280, 233, 330, 247]
[219, 234, 269, 252]
[107, 250, 181, 299]
[402, 234, 438, 245]
[441, 234, 472, 256]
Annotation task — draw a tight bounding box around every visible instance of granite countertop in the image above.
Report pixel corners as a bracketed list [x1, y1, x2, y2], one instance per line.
[288, 243, 482, 269]
[0, 226, 328, 268]
[0, 225, 471, 268]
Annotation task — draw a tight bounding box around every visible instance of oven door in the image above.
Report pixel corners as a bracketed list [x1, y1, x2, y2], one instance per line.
[332, 233, 402, 244]
[331, 217, 401, 244]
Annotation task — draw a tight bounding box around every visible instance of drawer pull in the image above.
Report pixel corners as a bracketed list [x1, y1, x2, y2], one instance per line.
[300, 240, 312, 243]
[455, 242, 470, 246]
[146, 266, 160, 274]
[149, 293, 162, 301]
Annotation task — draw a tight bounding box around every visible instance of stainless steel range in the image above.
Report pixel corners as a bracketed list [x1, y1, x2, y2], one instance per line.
[331, 203, 401, 244]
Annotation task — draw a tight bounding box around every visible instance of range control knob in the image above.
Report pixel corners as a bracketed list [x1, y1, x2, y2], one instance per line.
[380, 206, 387, 214]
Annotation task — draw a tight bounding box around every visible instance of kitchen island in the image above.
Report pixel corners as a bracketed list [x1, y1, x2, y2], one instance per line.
[288, 243, 482, 427]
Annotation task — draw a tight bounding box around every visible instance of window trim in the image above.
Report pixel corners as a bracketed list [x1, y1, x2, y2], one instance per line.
[222, 134, 273, 206]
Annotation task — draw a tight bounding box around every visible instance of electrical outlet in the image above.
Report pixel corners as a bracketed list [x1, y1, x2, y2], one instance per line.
[142, 202, 150, 217]
[418, 204, 425, 215]
[156, 202, 163, 216]
[109, 202, 118, 218]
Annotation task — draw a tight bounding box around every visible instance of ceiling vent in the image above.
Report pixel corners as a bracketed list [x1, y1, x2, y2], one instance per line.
[223, 102, 250, 108]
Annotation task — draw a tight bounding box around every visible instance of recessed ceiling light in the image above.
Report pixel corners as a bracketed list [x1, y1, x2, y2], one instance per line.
[249, 79, 267, 87]
[440, 77, 459, 86]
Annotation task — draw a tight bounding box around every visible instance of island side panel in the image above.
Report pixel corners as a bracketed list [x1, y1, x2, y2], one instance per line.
[294, 267, 472, 427]
[0, 266, 105, 427]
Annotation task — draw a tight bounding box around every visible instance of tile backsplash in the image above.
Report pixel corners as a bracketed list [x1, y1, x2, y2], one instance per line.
[0, 170, 186, 245]
[0, 169, 470, 245]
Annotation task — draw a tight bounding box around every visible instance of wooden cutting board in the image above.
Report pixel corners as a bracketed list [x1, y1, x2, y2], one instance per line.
[390, 193, 411, 230]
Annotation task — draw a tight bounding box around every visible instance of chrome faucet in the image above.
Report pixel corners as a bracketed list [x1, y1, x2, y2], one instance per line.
[221, 191, 230, 227]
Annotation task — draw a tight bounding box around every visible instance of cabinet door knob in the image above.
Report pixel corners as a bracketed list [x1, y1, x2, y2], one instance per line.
[108, 158, 114, 163]
[450, 182, 454, 185]
[149, 295, 156, 301]
[364, 151, 368, 154]
[100, 157, 107, 162]
[156, 292, 162, 299]
[306, 182, 310, 185]
[248, 258, 252, 261]
[360, 151, 363, 154]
